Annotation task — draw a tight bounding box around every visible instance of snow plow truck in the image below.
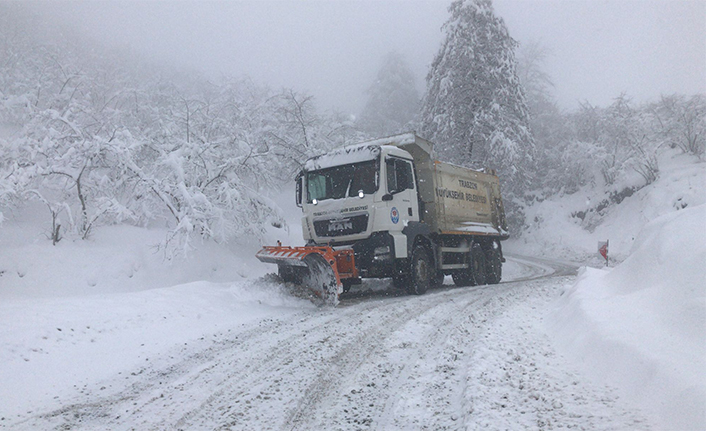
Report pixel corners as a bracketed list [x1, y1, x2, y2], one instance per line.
[256, 132, 509, 305]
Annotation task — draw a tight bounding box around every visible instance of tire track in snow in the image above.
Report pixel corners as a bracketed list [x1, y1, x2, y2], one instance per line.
[10, 316, 297, 429]
[13, 291, 422, 430]
[7, 255, 652, 431]
[283, 285, 498, 430]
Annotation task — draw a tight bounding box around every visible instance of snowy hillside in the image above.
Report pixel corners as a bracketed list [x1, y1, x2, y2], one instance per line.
[0, 196, 305, 420]
[506, 149, 706, 429]
[508, 150, 706, 263]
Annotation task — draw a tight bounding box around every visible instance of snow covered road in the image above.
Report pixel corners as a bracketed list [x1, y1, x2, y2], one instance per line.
[3, 257, 654, 430]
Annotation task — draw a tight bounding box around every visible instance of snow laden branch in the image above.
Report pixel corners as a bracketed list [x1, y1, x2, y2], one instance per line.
[0, 27, 355, 258]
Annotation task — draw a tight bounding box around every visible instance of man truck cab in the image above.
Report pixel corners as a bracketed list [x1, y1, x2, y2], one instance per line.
[259, 132, 508, 305]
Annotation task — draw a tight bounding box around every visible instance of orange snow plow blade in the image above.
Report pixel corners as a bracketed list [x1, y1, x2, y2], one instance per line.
[256, 245, 358, 305]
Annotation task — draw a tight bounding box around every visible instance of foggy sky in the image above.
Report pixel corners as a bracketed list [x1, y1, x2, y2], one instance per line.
[20, 0, 706, 115]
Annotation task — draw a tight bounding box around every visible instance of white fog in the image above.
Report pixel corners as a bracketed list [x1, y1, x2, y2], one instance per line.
[1, 1, 704, 430]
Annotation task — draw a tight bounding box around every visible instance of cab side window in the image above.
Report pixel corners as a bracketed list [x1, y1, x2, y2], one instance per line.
[386, 158, 414, 193]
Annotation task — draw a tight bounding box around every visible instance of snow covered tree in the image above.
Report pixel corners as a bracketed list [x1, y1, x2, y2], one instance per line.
[652, 94, 706, 158]
[420, 0, 535, 231]
[266, 89, 361, 179]
[267, 90, 325, 177]
[357, 52, 419, 137]
[0, 38, 135, 239]
[114, 79, 290, 257]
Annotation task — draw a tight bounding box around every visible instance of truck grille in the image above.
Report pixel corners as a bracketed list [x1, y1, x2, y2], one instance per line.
[313, 214, 369, 237]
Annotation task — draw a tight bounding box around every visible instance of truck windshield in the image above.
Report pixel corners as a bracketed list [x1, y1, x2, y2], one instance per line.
[307, 160, 379, 203]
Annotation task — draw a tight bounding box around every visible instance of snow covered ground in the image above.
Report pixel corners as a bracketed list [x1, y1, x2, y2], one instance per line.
[548, 204, 706, 430]
[2, 255, 653, 430]
[1, 153, 704, 430]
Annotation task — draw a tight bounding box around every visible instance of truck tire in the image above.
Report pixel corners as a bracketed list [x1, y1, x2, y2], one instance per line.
[470, 244, 487, 286]
[452, 244, 487, 287]
[452, 270, 473, 287]
[408, 245, 432, 295]
[485, 246, 502, 285]
[341, 278, 354, 293]
[392, 260, 410, 289]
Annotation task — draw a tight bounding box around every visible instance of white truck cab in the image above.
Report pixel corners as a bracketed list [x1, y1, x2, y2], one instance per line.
[298, 144, 417, 262]
[294, 132, 508, 293]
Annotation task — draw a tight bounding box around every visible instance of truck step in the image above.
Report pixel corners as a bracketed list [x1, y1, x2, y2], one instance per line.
[439, 246, 471, 253]
[440, 263, 469, 270]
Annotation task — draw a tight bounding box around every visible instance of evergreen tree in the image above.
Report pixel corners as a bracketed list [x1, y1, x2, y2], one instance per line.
[357, 51, 419, 137]
[420, 0, 535, 231]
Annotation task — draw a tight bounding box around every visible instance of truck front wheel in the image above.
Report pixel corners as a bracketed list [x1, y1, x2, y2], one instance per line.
[408, 245, 432, 295]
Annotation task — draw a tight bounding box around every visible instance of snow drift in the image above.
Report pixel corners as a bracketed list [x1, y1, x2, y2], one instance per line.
[548, 204, 706, 430]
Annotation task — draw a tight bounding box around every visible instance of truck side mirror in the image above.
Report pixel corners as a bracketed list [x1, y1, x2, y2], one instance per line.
[382, 193, 393, 202]
[295, 172, 303, 208]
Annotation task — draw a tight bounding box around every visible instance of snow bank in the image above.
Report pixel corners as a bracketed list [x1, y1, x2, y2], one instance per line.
[0, 199, 312, 419]
[0, 199, 305, 299]
[548, 204, 706, 430]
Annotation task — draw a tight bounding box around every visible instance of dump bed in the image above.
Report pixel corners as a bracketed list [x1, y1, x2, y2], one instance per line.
[426, 162, 507, 236]
[388, 133, 508, 238]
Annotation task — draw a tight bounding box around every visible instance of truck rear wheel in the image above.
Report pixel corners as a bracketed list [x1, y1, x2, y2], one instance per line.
[485, 246, 502, 285]
[471, 244, 487, 286]
[452, 244, 487, 287]
[408, 245, 432, 295]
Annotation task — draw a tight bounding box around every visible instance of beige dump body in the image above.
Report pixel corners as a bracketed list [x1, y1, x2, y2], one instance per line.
[426, 162, 507, 236]
[392, 133, 508, 238]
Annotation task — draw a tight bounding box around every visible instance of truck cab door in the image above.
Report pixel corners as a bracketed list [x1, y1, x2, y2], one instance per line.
[384, 158, 419, 226]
